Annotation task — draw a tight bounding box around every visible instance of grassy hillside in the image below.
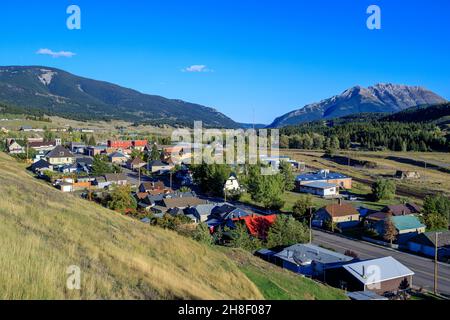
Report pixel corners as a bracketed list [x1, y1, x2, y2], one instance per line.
[0, 152, 262, 300]
[222, 249, 347, 300]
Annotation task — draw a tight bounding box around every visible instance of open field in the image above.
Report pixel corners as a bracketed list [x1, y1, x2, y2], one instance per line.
[0, 114, 174, 139]
[282, 149, 450, 199]
[0, 152, 262, 300]
[221, 248, 347, 300]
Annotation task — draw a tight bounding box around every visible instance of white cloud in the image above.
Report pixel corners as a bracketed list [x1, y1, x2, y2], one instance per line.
[182, 65, 212, 73]
[36, 48, 76, 58]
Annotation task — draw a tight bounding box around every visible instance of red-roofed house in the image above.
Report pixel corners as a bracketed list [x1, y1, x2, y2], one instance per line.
[233, 214, 277, 239]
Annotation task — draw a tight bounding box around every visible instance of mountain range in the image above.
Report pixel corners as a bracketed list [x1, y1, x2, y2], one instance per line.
[0, 66, 447, 128]
[268, 83, 447, 127]
[0, 66, 238, 128]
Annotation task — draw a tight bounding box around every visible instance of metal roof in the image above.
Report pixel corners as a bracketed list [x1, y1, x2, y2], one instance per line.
[391, 215, 426, 231]
[301, 181, 338, 189]
[342, 256, 414, 285]
[274, 243, 353, 266]
[296, 171, 350, 182]
[347, 291, 388, 300]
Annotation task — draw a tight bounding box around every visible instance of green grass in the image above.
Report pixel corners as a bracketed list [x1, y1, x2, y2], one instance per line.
[222, 249, 348, 300]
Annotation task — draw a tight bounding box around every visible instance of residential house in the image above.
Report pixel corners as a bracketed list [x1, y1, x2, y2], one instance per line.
[374, 215, 426, 244]
[7, 140, 25, 154]
[298, 182, 339, 198]
[364, 211, 389, 229]
[30, 159, 53, 174]
[20, 125, 33, 132]
[382, 203, 422, 216]
[45, 145, 76, 166]
[395, 171, 421, 180]
[108, 152, 128, 164]
[296, 170, 352, 190]
[162, 196, 207, 211]
[407, 231, 450, 259]
[210, 204, 250, 221]
[131, 140, 148, 151]
[59, 163, 78, 174]
[273, 243, 354, 277]
[86, 146, 107, 157]
[127, 157, 147, 171]
[107, 140, 133, 149]
[148, 160, 174, 173]
[233, 214, 277, 239]
[76, 157, 94, 173]
[93, 176, 111, 189]
[58, 182, 73, 193]
[325, 256, 414, 294]
[314, 201, 360, 229]
[185, 203, 222, 223]
[138, 181, 172, 195]
[28, 140, 57, 153]
[69, 142, 87, 154]
[104, 173, 129, 186]
[224, 175, 240, 192]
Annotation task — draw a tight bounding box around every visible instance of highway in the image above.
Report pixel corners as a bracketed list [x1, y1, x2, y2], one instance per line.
[312, 229, 450, 296]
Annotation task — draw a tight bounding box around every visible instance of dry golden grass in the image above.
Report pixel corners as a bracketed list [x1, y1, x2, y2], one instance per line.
[0, 153, 262, 300]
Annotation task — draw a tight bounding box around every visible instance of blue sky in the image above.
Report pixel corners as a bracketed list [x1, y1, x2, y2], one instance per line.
[0, 0, 449, 123]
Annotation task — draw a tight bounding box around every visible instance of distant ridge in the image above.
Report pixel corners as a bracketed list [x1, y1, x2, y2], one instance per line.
[269, 83, 447, 127]
[0, 66, 239, 128]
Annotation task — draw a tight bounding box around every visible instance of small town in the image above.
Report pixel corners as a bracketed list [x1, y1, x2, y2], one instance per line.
[2, 124, 449, 301]
[1, 1, 450, 313]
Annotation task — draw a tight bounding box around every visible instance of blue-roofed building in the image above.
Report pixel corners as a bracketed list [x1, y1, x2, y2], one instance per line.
[273, 243, 354, 277]
[296, 169, 352, 191]
[298, 181, 339, 198]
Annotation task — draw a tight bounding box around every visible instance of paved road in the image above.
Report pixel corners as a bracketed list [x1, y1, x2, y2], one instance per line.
[312, 229, 450, 296]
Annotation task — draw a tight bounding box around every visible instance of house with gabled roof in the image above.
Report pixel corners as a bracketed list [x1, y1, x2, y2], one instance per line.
[375, 215, 426, 244]
[45, 145, 75, 166]
[408, 231, 450, 259]
[273, 243, 354, 277]
[127, 157, 146, 170]
[296, 169, 352, 190]
[314, 200, 360, 229]
[104, 173, 128, 186]
[30, 159, 53, 174]
[108, 151, 128, 164]
[382, 203, 422, 216]
[325, 256, 414, 294]
[7, 140, 25, 154]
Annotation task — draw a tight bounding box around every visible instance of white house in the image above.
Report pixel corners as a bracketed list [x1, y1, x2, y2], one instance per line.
[299, 182, 339, 198]
[8, 141, 25, 154]
[224, 175, 240, 192]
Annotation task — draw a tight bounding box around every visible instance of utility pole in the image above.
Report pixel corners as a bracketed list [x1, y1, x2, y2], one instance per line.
[138, 167, 141, 193]
[309, 206, 313, 244]
[434, 232, 440, 295]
